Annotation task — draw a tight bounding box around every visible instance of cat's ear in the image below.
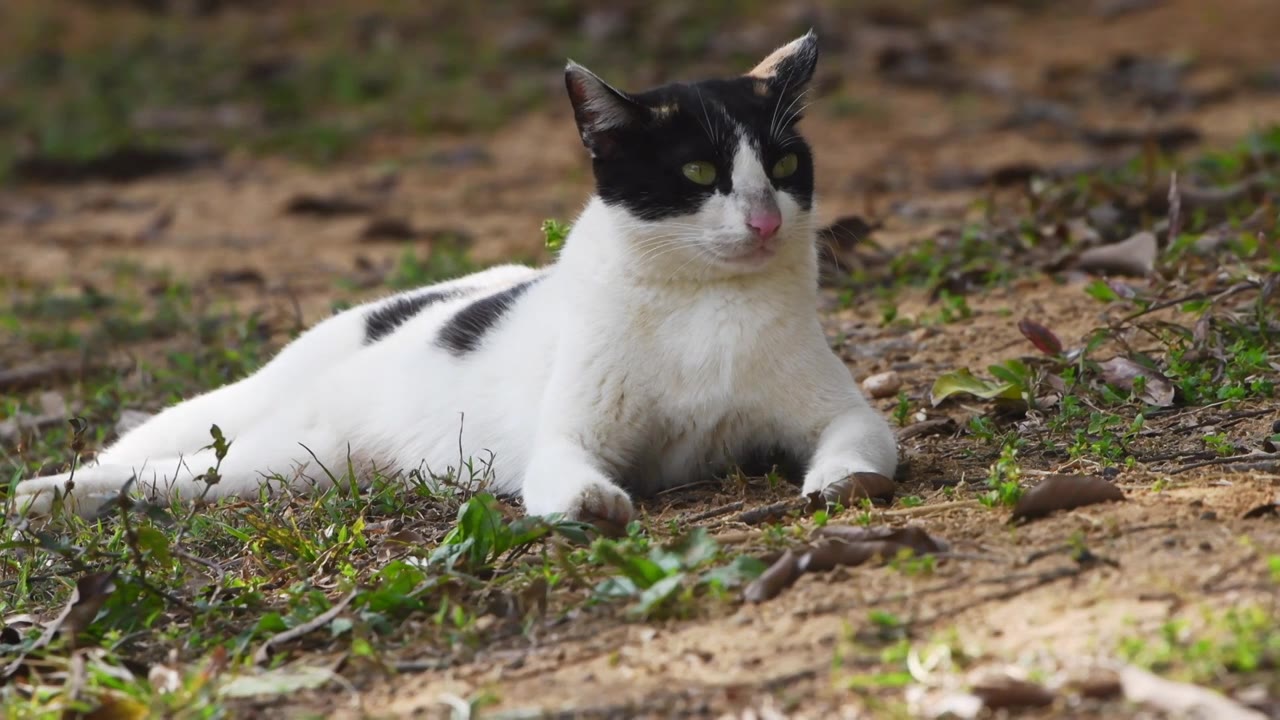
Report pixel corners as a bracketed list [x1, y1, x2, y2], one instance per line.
[565, 62, 646, 158]
[746, 30, 819, 97]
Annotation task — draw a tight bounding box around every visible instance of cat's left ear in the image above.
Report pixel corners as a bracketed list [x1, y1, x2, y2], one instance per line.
[746, 30, 819, 99]
[565, 62, 647, 159]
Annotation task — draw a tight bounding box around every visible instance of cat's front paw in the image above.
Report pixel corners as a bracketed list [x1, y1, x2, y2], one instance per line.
[801, 461, 896, 504]
[524, 477, 635, 529]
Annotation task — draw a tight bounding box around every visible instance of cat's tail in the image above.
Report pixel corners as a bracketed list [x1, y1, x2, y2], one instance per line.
[10, 445, 330, 519]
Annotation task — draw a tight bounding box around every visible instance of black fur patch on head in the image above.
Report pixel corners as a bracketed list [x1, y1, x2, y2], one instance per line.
[565, 33, 818, 222]
[436, 279, 540, 356]
[364, 291, 452, 344]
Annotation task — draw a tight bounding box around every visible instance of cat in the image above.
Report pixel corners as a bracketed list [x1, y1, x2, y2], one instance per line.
[12, 31, 898, 524]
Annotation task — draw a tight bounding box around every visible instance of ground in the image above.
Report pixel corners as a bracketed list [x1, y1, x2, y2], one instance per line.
[1, 1, 1279, 718]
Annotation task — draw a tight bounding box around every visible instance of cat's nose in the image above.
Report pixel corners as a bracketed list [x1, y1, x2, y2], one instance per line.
[746, 209, 782, 240]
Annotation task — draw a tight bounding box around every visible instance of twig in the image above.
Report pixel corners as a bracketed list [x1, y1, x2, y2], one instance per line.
[1168, 452, 1277, 474]
[737, 499, 806, 525]
[1116, 281, 1258, 326]
[1200, 552, 1259, 593]
[896, 417, 958, 442]
[253, 589, 358, 665]
[684, 501, 745, 524]
[874, 500, 984, 518]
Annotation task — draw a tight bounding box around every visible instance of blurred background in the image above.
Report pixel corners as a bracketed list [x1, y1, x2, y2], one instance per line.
[1, 0, 1278, 391]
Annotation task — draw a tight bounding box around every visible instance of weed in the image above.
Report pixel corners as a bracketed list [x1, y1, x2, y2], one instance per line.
[1118, 604, 1280, 691]
[541, 218, 570, 253]
[892, 392, 912, 427]
[591, 528, 764, 618]
[979, 442, 1023, 508]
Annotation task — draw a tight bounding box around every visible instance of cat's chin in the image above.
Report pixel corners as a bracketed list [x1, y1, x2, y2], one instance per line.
[709, 244, 779, 272]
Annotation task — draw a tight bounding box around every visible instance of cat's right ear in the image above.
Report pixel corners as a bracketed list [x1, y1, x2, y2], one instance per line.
[565, 62, 646, 159]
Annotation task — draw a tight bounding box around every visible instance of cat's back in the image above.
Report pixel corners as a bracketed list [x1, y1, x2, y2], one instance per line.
[261, 263, 542, 378]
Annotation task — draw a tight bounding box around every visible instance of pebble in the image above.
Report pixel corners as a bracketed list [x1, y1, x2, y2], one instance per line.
[862, 371, 903, 399]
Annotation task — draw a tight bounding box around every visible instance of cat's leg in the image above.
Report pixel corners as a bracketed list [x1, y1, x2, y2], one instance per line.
[96, 378, 263, 466]
[792, 351, 899, 496]
[519, 360, 635, 523]
[521, 438, 634, 524]
[15, 413, 343, 518]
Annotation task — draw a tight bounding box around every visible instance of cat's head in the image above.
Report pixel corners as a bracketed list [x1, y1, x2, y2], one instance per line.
[566, 32, 819, 278]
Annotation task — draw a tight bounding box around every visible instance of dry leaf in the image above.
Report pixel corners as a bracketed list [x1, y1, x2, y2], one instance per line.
[59, 572, 119, 639]
[1012, 475, 1125, 521]
[971, 677, 1056, 709]
[1097, 356, 1175, 406]
[746, 525, 949, 603]
[798, 539, 897, 572]
[814, 524, 950, 554]
[1074, 230, 1158, 277]
[284, 193, 375, 217]
[743, 550, 801, 603]
[1018, 318, 1064, 355]
[1242, 496, 1279, 519]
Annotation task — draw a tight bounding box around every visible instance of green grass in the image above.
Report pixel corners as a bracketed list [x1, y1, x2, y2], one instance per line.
[0, 2, 789, 179]
[1119, 604, 1280, 694]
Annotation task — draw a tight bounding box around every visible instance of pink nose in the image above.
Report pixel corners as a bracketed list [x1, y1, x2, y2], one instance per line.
[747, 210, 782, 240]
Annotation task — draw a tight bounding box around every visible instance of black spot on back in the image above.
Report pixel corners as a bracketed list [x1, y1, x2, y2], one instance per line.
[364, 291, 452, 344]
[436, 279, 539, 356]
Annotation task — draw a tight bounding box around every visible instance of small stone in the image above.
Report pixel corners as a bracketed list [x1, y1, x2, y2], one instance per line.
[862, 371, 903, 399]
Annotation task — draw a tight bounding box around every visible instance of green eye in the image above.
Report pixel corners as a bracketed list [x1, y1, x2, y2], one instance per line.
[682, 161, 717, 186]
[772, 153, 799, 179]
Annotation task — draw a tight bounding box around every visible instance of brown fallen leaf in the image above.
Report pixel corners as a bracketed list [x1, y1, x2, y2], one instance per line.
[1012, 474, 1125, 522]
[1073, 230, 1158, 277]
[747, 524, 949, 602]
[743, 549, 802, 603]
[1242, 495, 1279, 519]
[809, 472, 897, 510]
[1097, 356, 1175, 406]
[2, 570, 118, 678]
[284, 193, 375, 217]
[1018, 318, 1064, 355]
[360, 217, 418, 242]
[814, 524, 950, 554]
[971, 676, 1056, 709]
[59, 572, 119, 640]
[1070, 670, 1123, 699]
[798, 538, 904, 572]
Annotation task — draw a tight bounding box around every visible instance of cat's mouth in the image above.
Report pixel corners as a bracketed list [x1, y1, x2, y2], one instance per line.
[712, 238, 780, 267]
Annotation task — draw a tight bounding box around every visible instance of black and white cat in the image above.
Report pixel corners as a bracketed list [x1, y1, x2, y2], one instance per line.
[14, 32, 898, 524]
